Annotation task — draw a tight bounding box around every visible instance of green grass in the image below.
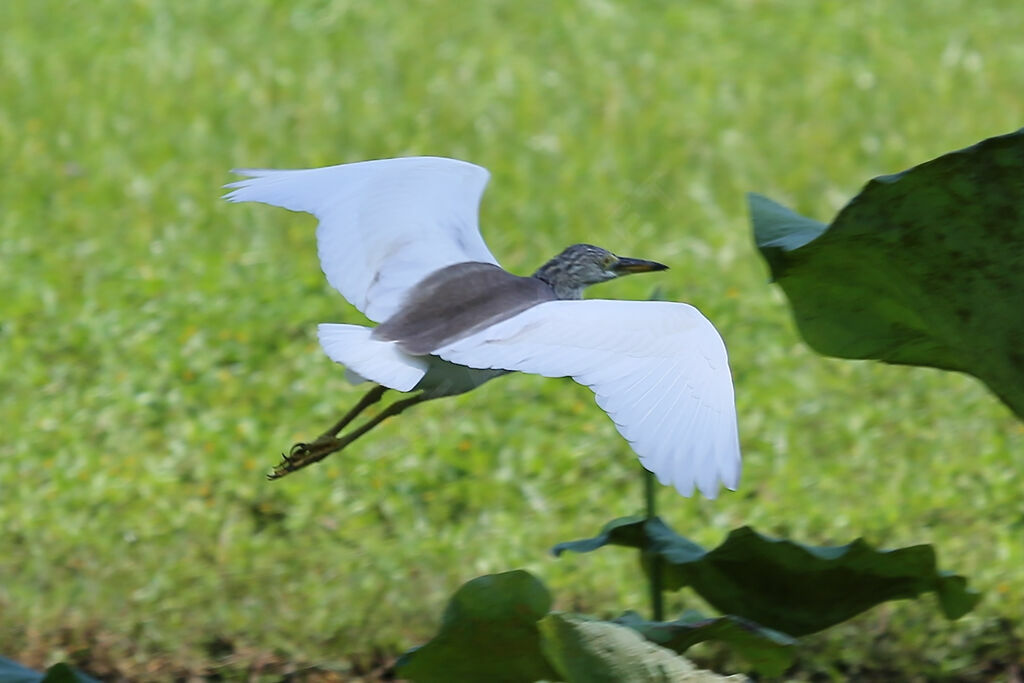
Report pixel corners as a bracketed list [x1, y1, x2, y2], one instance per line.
[2, 0, 1023, 679]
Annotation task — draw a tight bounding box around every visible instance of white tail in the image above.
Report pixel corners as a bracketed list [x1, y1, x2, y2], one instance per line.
[317, 324, 428, 392]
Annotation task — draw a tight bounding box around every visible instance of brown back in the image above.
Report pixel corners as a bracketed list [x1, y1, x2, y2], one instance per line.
[372, 262, 557, 355]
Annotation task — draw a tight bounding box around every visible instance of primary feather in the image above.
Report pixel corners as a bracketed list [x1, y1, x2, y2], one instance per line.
[434, 299, 740, 498]
[223, 157, 498, 322]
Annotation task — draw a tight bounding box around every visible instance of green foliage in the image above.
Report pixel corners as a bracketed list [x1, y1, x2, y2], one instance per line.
[396, 571, 741, 682]
[394, 571, 559, 683]
[538, 614, 719, 683]
[750, 129, 1024, 419]
[402, 475, 979, 677]
[555, 517, 978, 636]
[2, 0, 1024, 679]
[612, 611, 795, 677]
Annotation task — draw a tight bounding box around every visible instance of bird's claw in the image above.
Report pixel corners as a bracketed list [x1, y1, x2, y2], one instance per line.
[267, 439, 339, 480]
[268, 443, 310, 480]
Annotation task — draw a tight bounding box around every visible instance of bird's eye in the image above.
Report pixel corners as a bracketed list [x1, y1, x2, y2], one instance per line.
[603, 255, 616, 269]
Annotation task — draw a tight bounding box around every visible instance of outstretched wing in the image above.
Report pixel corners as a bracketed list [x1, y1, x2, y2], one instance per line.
[224, 157, 499, 322]
[434, 300, 740, 498]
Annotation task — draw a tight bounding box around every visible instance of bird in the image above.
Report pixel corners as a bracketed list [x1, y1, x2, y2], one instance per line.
[224, 157, 740, 498]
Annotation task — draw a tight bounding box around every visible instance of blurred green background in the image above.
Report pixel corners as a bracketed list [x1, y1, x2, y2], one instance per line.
[2, 1, 1022, 679]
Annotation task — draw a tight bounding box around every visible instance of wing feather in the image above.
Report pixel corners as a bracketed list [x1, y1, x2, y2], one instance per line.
[435, 299, 740, 498]
[224, 157, 499, 322]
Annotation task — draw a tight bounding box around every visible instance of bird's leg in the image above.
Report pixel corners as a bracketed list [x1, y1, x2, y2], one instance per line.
[273, 384, 388, 476]
[319, 384, 390, 440]
[270, 391, 429, 480]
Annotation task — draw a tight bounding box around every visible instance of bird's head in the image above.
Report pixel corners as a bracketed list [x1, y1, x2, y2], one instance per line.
[532, 243, 668, 299]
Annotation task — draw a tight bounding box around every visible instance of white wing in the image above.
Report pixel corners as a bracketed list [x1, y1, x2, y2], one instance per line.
[224, 157, 499, 322]
[434, 300, 740, 498]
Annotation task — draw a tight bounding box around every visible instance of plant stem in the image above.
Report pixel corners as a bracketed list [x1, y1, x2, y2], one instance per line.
[644, 468, 664, 622]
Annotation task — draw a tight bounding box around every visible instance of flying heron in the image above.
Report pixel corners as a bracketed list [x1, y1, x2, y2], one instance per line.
[224, 157, 740, 498]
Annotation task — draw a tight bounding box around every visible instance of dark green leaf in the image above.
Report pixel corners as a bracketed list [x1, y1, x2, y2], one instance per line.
[0, 658, 99, 683]
[551, 515, 703, 561]
[39, 664, 94, 683]
[539, 613, 729, 683]
[0, 655, 43, 683]
[750, 128, 1024, 419]
[555, 518, 980, 636]
[395, 570, 559, 683]
[614, 610, 796, 676]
